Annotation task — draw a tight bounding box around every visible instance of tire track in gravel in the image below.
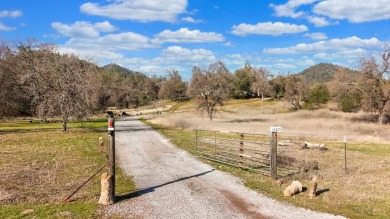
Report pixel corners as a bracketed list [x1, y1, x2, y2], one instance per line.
[102, 117, 346, 219]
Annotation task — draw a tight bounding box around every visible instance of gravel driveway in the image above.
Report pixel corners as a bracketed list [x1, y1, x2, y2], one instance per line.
[102, 117, 345, 219]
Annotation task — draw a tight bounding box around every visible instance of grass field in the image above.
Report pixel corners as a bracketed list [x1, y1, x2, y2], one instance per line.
[142, 99, 390, 219]
[0, 118, 135, 218]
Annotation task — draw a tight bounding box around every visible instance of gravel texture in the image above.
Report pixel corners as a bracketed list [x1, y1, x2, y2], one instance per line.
[102, 117, 346, 219]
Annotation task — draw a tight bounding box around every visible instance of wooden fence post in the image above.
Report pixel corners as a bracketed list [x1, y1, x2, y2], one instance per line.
[239, 134, 244, 168]
[270, 132, 277, 180]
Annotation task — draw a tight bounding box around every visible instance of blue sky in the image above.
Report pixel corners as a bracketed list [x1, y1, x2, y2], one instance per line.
[1, 0, 390, 80]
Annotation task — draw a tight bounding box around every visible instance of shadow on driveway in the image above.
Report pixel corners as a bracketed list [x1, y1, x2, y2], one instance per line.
[116, 169, 215, 202]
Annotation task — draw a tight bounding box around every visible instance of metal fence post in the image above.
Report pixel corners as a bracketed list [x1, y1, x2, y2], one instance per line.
[214, 131, 217, 154]
[344, 135, 347, 174]
[270, 132, 277, 180]
[195, 130, 198, 155]
[108, 116, 115, 201]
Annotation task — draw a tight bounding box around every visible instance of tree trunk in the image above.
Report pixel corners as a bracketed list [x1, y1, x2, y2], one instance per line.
[62, 122, 67, 131]
[62, 117, 68, 131]
[378, 111, 385, 125]
[208, 108, 213, 121]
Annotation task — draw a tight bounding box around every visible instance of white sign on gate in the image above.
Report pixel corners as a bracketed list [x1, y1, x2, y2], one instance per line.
[270, 126, 282, 133]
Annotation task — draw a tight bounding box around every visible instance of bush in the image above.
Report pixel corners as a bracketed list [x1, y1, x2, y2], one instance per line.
[304, 83, 330, 106]
[340, 91, 362, 112]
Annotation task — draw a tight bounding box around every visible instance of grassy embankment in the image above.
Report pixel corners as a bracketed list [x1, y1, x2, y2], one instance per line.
[0, 118, 135, 218]
[142, 99, 390, 219]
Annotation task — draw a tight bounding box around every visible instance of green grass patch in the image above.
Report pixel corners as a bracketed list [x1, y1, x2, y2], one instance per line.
[168, 99, 197, 112]
[0, 118, 135, 218]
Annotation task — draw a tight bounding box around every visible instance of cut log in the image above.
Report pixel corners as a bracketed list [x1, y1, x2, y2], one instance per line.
[98, 173, 114, 205]
[309, 175, 318, 199]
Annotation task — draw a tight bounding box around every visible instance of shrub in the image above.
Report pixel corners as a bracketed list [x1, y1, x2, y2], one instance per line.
[340, 91, 362, 112]
[304, 83, 330, 107]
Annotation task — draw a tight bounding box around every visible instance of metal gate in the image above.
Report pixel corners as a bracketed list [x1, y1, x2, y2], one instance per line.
[195, 130, 272, 176]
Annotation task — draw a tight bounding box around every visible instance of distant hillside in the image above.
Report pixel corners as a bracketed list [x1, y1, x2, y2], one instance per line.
[102, 63, 147, 79]
[299, 63, 355, 84]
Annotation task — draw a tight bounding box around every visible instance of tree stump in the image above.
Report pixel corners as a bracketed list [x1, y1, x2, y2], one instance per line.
[309, 175, 318, 199]
[98, 173, 114, 205]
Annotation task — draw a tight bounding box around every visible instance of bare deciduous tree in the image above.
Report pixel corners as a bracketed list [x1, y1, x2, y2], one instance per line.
[330, 67, 362, 112]
[0, 41, 27, 117]
[158, 69, 187, 100]
[15, 41, 97, 131]
[284, 74, 307, 110]
[331, 46, 390, 124]
[358, 46, 390, 124]
[251, 67, 272, 101]
[187, 61, 233, 120]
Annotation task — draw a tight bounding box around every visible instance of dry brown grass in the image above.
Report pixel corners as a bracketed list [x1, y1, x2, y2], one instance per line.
[145, 99, 390, 218]
[147, 100, 390, 143]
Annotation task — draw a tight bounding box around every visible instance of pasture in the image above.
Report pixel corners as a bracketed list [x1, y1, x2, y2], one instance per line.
[0, 118, 135, 218]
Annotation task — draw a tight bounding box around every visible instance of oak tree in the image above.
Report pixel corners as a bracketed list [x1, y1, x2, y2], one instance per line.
[15, 41, 97, 131]
[187, 61, 233, 120]
[284, 74, 307, 110]
[251, 67, 272, 101]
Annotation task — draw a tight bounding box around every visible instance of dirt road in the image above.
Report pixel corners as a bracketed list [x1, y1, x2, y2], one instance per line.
[102, 117, 345, 219]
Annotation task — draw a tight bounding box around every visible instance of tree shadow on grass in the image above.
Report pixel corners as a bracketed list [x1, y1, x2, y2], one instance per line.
[316, 188, 330, 196]
[350, 114, 390, 124]
[115, 169, 215, 202]
[228, 118, 269, 123]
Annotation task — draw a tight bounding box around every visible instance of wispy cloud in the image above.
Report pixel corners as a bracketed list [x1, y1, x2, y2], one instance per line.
[304, 32, 328, 40]
[80, 0, 188, 23]
[270, 0, 319, 18]
[0, 22, 16, 31]
[0, 10, 23, 18]
[231, 22, 308, 36]
[151, 28, 225, 44]
[64, 32, 153, 51]
[263, 36, 380, 54]
[181, 16, 203, 23]
[306, 16, 332, 27]
[313, 0, 390, 23]
[52, 21, 116, 38]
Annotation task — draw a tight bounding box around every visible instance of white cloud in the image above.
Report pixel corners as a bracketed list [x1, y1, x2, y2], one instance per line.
[270, 0, 319, 18]
[151, 28, 225, 44]
[296, 56, 316, 66]
[59, 47, 124, 62]
[52, 21, 116, 38]
[162, 46, 216, 63]
[80, 0, 187, 23]
[181, 17, 203, 23]
[272, 63, 298, 70]
[304, 32, 328, 40]
[111, 46, 218, 79]
[313, 0, 390, 23]
[94, 21, 117, 32]
[306, 16, 332, 27]
[223, 42, 234, 47]
[0, 22, 15, 31]
[67, 32, 152, 50]
[314, 48, 367, 60]
[224, 53, 262, 68]
[231, 22, 308, 36]
[263, 36, 380, 54]
[0, 10, 23, 18]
